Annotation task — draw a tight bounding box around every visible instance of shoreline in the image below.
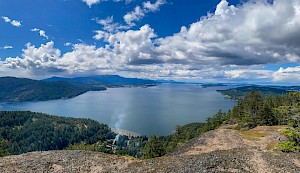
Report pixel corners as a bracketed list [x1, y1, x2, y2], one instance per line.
[111, 128, 141, 137]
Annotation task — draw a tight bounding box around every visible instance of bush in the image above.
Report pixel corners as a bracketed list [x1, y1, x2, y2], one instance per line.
[278, 141, 300, 152]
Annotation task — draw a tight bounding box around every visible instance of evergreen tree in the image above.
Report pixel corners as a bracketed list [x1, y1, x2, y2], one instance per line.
[143, 135, 165, 159]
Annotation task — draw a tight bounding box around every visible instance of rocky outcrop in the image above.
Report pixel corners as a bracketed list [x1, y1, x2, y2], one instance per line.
[1, 126, 300, 173]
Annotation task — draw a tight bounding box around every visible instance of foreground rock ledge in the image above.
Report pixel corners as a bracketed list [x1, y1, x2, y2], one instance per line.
[1, 126, 300, 173]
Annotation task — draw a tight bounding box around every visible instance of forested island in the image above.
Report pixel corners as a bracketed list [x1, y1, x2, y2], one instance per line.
[0, 77, 101, 102]
[217, 86, 288, 101]
[0, 75, 158, 102]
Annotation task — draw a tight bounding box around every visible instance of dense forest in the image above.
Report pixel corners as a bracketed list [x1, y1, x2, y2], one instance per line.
[0, 111, 115, 157]
[0, 77, 105, 102]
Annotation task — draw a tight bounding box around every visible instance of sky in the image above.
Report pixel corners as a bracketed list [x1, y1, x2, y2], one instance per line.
[0, 0, 300, 84]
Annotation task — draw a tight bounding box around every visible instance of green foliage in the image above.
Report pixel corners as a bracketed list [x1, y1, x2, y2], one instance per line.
[279, 115, 300, 152]
[281, 129, 300, 139]
[0, 139, 10, 157]
[274, 106, 294, 125]
[66, 141, 113, 154]
[258, 97, 278, 126]
[143, 135, 165, 159]
[114, 135, 148, 158]
[0, 111, 115, 156]
[278, 141, 300, 152]
[228, 91, 285, 129]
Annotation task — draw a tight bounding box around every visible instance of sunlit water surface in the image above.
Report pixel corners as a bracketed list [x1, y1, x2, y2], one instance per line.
[0, 84, 236, 136]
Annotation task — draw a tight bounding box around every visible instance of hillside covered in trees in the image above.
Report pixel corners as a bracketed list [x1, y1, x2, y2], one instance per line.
[0, 111, 115, 157]
[0, 75, 158, 102]
[0, 77, 105, 102]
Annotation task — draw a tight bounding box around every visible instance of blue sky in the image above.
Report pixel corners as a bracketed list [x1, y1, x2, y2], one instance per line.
[0, 0, 239, 57]
[0, 0, 300, 84]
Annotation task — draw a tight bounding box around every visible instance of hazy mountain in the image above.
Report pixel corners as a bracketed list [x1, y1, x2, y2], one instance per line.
[44, 75, 159, 87]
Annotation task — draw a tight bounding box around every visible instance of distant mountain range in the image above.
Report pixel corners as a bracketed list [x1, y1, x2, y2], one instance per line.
[0, 75, 159, 102]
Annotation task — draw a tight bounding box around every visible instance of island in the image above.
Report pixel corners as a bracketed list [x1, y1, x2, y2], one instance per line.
[217, 86, 288, 101]
[0, 75, 158, 102]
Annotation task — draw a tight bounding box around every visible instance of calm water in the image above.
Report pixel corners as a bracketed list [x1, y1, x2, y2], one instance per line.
[0, 84, 236, 136]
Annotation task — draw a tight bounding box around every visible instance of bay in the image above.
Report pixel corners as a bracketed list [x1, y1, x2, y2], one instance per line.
[0, 84, 236, 136]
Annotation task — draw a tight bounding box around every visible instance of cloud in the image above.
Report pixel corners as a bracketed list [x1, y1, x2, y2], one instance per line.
[273, 66, 300, 83]
[113, 0, 133, 4]
[93, 0, 166, 40]
[82, 0, 101, 7]
[93, 16, 130, 34]
[124, 0, 166, 25]
[143, 0, 166, 12]
[124, 6, 145, 25]
[83, 0, 133, 7]
[224, 69, 273, 80]
[1, 46, 13, 49]
[4, 41, 60, 69]
[93, 30, 111, 40]
[2, 0, 300, 83]
[154, 0, 300, 67]
[31, 28, 49, 39]
[2, 16, 22, 27]
[64, 42, 72, 46]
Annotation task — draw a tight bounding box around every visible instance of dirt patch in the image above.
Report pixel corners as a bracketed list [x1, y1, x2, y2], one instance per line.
[90, 166, 103, 173]
[250, 152, 273, 173]
[51, 164, 63, 172]
[172, 125, 286, 156]
[293, 159, 300, 168]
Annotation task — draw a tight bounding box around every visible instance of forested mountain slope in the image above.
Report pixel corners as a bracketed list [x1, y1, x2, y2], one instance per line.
[0, 111, 115, 156]
[0, 77, 104, 102]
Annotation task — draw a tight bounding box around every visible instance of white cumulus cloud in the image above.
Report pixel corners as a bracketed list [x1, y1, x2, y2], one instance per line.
[143, 0, 166, 12]
[124, 0, 166, 25]
[82, 0, 101, 7]
[31, 28, 49, 39]
[2, 0, 300, 83]
[2, 16, 22, 27]
[273, 66, 300, 83]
